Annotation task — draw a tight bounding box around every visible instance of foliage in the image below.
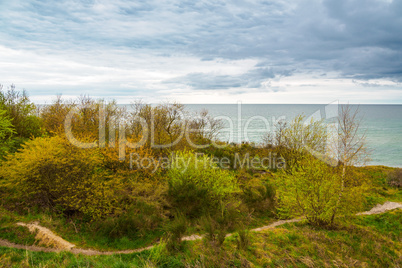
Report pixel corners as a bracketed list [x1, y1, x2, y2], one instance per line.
[276, 155, 365, 225]
[200, 201, 246, 249]
[186, 108, 224, 146]
[0, 85, 42, 160]
[263, 115, 328, 167]
[129, 101, 186, 154]
[0, 108, 15, 159]
[0, 90, 389, 266]
[167, 151, 240, 218]
[235, 228, 250, 251]
[0, 84, 42, 141]
[387, 168, 402, 188]
[282, 115, 327, 154]
[0, 109, 14, 140]
[237, 171, 276, 215]
[1, 210, 401, 267]
[40, 95, 74, 135]
[163, 212, 188, 252]
[0, 135, 116, 219]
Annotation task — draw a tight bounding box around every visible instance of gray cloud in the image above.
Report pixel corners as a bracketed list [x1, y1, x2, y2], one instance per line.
[163, 67, 292, 90]
[0, 0, 401, 102]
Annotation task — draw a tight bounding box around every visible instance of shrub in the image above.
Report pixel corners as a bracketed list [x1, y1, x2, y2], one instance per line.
[236, 228, 250, 251]
[163, 212, 188, 252]
[201, 201, 246, 249]
[275, 155, 365, 226]
[167, 151, 240, 218]
[0, 135, 116, 219]
[95, 200, 164, 238]
[387, 168, 402, 188]
[239, 172, 276, 215]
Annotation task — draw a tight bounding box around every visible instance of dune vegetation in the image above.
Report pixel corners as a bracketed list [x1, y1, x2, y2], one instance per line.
[0, 85, 401, 267]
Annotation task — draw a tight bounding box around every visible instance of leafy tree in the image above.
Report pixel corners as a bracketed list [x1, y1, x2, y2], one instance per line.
[129, 101, 187, 154]
[0, 108, 15, 159]
[186, 108, 224, 147]
[263, 115, 327, 167]
[275, 109, 368, 226]
[0, 84, 42, 140]
[329, 105, 370, 223]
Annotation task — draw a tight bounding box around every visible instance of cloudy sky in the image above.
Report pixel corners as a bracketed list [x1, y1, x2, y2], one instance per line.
[0, 0, 401, 104]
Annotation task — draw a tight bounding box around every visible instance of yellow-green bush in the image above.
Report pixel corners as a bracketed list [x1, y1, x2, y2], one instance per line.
[239, 173, 276, 215]
[167, 151, 240, 218]
[0, 135, 116, 219]
[275, 155, 365, 225]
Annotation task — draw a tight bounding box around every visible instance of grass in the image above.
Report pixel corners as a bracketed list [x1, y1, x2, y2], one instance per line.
[354, 209, 401, 242]
[359, 166, 402, 206]
[0, 207, 36, 246]
[0, 207, 164, 251]
[42, 217, 164, 251]
[0, 247, 148, 267]
[0, 210, 400, 267]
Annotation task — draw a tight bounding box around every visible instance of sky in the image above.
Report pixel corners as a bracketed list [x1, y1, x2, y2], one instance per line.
[0, 0, 401, 104]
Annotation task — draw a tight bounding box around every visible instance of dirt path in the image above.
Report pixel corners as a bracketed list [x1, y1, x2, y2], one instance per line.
[0, 202, 400, 256]
[356, 201, 402, 215]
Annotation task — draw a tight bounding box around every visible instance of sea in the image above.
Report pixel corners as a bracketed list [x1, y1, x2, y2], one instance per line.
[184, 104, 402, 168]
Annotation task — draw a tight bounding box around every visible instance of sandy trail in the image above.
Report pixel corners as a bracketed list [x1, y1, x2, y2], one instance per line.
[0, 201, 400, 256]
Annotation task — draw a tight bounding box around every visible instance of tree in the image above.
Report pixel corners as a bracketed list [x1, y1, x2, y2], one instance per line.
[186, 109, 224, 148]
[0, 84, 42, 140]
[276, 153, 366, 226]
[330, 104, 369, 223]
[262, 118, 288, 149]
[263, 114, 327, 168]
[0, 108, 15, 159]
[275, 108, 368, 225]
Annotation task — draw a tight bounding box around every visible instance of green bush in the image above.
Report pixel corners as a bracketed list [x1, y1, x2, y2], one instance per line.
[239, 173, 276, 215]
[236, 228, 251, 251]
[95, 199, 164, 238]
[167, 151, 240, 218]
[0, 136, 116, 219]
[387, 168, 402, 188]
[200, 201, 246, 249]
[163, 212, 188, 252]
[275, 155, 365, 226]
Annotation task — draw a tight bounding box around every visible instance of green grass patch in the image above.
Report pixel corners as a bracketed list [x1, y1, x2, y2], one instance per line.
[0, 246, 150, 267]
[0, 210, 400, 267]
[355, 209, 402, 242]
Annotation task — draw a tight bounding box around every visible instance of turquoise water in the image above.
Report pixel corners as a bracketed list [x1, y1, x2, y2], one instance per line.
[185, 104, 402, 168]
